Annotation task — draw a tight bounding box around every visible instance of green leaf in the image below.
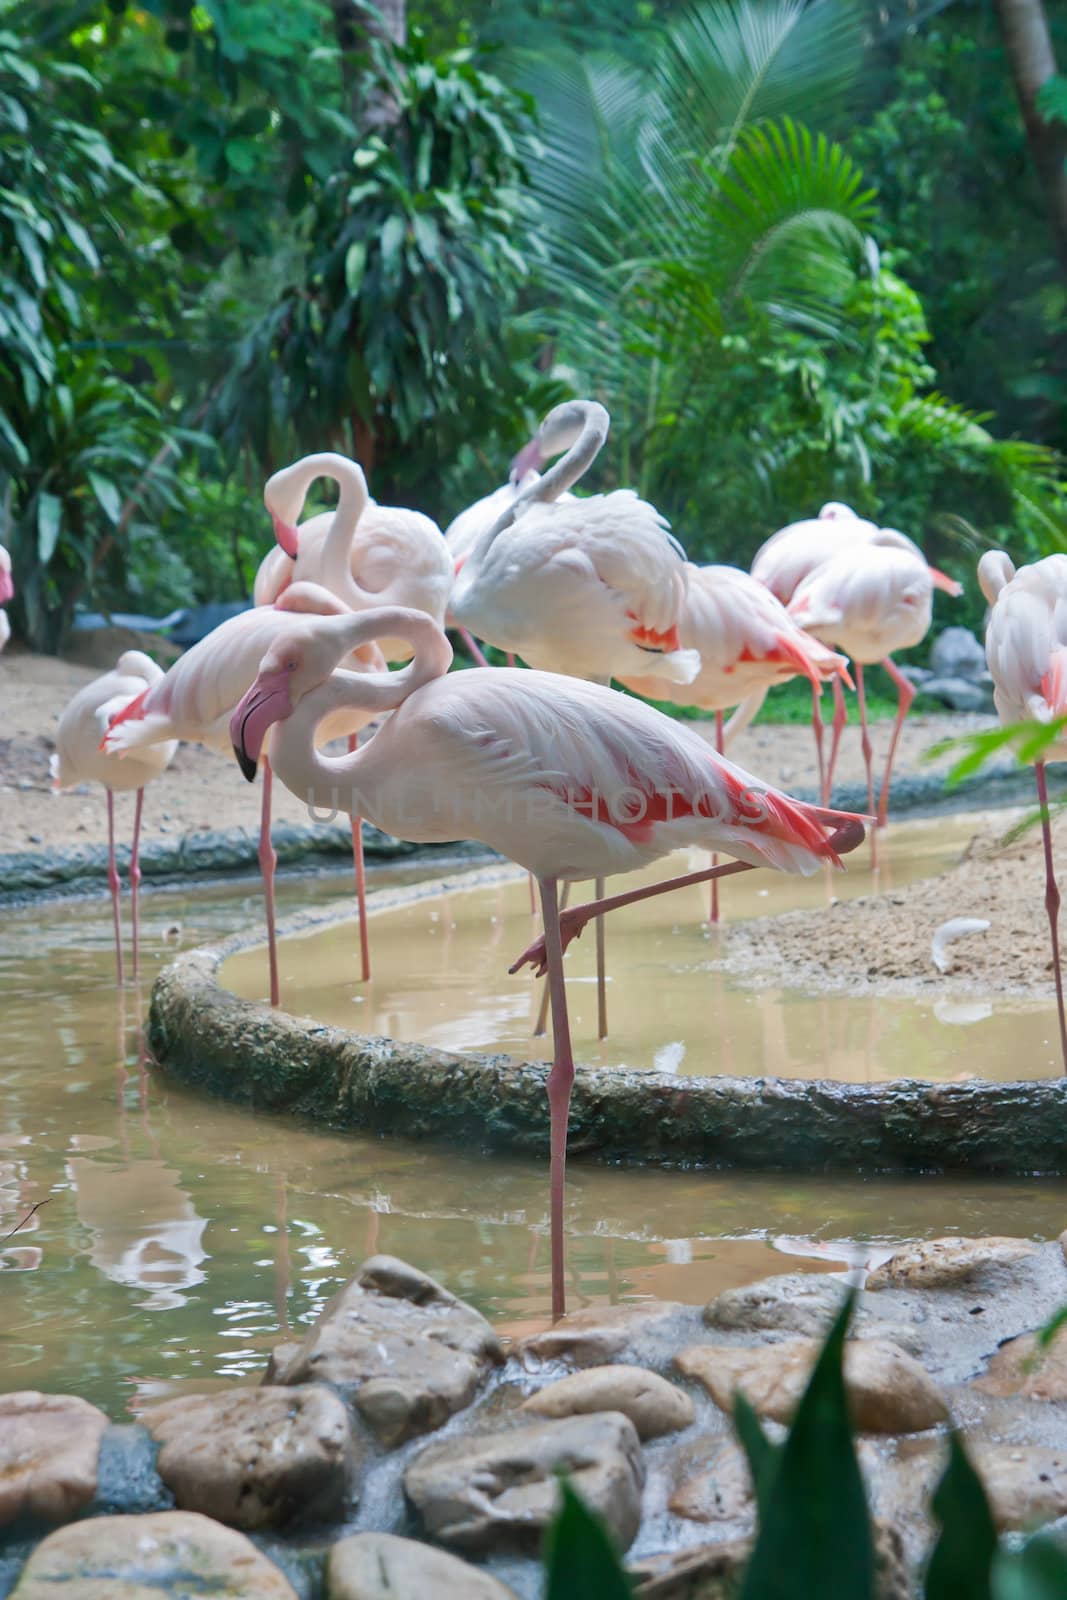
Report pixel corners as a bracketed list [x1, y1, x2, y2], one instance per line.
[61, 213, 99, 271]
[732, 1391, 779, 1513]
[925, 1434, 997, 1600]
[543, 1478, 633, 1600]
[740, 1290, 874, 1600]
[344, 240, 368, 295]
[224, 139, 258, 175]
[37, 492, 61, 565]
[380, 213, 406, 284]
[88, 472, 122, 525]
[1036, 75, 1067, 128]
[995, 1534, 1067, 1600]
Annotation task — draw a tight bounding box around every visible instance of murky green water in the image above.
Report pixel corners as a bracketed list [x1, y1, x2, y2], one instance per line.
[3, 827, 1067, 1420]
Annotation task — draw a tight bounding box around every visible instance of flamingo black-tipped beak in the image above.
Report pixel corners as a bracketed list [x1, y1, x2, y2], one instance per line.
[232, 740, 258, 783]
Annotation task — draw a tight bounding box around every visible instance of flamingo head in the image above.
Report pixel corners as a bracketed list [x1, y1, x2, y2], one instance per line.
[230, 623, 350, 780]
[509, 436, 542, 483]
[0, 549, 12, 605]
[977, 549, 1016, 606]
[270, 510, 300, 560]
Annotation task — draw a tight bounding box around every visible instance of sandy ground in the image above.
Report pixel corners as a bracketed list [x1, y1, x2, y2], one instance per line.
[0, 645, 995, 855]
[716, 806, 1063, 1001]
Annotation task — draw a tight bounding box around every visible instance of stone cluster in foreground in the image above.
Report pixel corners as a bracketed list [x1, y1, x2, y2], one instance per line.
[3, 1236, 1067, 1596]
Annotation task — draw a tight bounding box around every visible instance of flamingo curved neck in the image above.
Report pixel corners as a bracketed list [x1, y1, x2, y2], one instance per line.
[270, 610, 451, 812]
[266, 454, 372, 606]
[978, 549, 1015, 606]
[468, 401, 610, 567]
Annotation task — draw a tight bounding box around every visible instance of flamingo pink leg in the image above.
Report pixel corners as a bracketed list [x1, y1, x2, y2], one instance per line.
[710, 711, 724, 924]
[458, 628, 491, 668]
[512, 822, 865, 978]
[260, 754, 280, 1008]
[348, 733, 371, 982]
[824, 675, 848, 807]
[1036, 762, 1067, 1075]
[130, 787, 144, 980]
[106, 789, 124, 987]
[595, 875, 608, 1039]
[507, 652, 516, 669]
[534, 881, 570, 1038]
[855, 663, 875, 818]
[539, 876, 575, 1321]
[876, 655, 916, 828]
[811, 683, 826, 805]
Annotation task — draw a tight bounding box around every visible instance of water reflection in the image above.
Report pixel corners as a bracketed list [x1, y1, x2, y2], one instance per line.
[2, 836, 1067, 1415]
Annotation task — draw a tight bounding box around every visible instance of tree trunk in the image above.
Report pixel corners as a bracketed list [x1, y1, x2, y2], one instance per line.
[993, 0, 1067, 272]
[331, 0, 406, 131]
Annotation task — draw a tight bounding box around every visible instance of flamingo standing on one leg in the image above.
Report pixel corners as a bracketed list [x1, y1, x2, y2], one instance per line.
[752, 503, 962, 804]
[979, 549, 1067, 1073]
[102, 585, 383, 1007]
[619, 562, 853, 917]
[0, 543, 13, 654]
[228, 604, 865, 1320]
[51, 652, 178, 982]
[254, 453, 452, 978]
[452, 400, 699, 1033]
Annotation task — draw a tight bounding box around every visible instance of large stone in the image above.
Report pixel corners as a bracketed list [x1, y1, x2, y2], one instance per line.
[628, 1538, 751, 1599]
[327, 1532, 518, 1600]
[10, 1510, 299, 1598]
[521, 1365, 694, 1440]
[0, 1391, 109, 1526]
[703, 1273, 919, 1351]
[930, 626, 987, 682]
[972, 1330, 1067, 1401]
[972, 1443, 1067, 1531]
[268, 1255, 504, 1447]
[404, 1412, 645, 1555]
[668, 1437, 754, 1526]
[675, 1339, 948, 1433]
[520, 1300, 689, 1367]
[141, 1384, 357, 1529]
[865, 1236, 1036, 1291]
[919, 677, 991, 713]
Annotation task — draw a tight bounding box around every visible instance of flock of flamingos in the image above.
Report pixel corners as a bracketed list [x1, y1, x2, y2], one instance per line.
[3, 397, 1067, 1317]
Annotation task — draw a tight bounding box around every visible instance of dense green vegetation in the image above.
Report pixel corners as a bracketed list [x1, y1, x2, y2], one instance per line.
[2, 0, 1065, 650]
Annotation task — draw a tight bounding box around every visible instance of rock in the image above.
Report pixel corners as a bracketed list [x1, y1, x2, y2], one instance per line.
[930, 626, 987, 682]
[9, 1510, 299, 1598]
[668, 1437, 754, 1526]
[268, 1255, 504, 1447]
[898, 665, 933, 687]
[520, 1365, 694, 1440]
[327, 1532, 518, 1599]
[917, 676, 992, 713]
[521, 1300, 689, 1367]
[0, 1391, 109, 1526]
[972, 1330, 1067, 1401]
[675, 1338, 948, 1433]
[404, 1412, 645, 1555]
[702, 1272, 920, 1351]
[141, 1385, 357, 1529]
[1059, 1227, 1067, 1266]
[972, 1443, 1067, 1531]
[866, 1236, 1036, 1291]
[628, 1538, 751, 1598]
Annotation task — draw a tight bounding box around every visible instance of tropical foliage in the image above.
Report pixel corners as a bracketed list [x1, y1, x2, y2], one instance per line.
[2, 0, 1066, 652]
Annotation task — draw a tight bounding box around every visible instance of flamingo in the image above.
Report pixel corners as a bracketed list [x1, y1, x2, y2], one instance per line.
[51, 652, 178, 983]
[254, 453, 451, 979]
[228, 604, 866, 1319]
[786, 543, 941, 827]
[102, 584, 384, 1007]
[253, 452, 453, 664]
[451, 400, 699, 1030]
[619, 562, 853, 919]
[450, 400, 699, 686]
[0, 543, 13, 654]
[979, 550, 1067, 1073]
[752, 503, 962, 814]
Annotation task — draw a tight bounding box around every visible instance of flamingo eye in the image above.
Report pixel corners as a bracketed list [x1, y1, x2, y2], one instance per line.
[286, 659, 298, 671]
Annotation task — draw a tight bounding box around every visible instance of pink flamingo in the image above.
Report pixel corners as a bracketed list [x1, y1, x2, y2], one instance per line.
[980, 550, 1067, 1072]
[0, 543, 13, 654]
[51, 652, 178, 983]
[619, 562, 853, 919]
[228, 605, 865, 1319]
[254, 453, 447, 979]
[103, 585, 383, 1007]
[752, 502, 961, 813]
[787, 543, 943, 827]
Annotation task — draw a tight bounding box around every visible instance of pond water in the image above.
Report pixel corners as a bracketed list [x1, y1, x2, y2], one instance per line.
[4, 822, 1067, 1421]
[224, 814, 1066, 1082]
